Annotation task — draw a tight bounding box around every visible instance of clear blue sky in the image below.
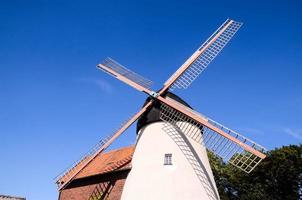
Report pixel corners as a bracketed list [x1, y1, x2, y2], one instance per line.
[0, 0, 301, 199]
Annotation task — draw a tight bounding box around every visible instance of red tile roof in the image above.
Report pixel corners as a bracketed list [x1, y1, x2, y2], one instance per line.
[74, 145, 135, 180]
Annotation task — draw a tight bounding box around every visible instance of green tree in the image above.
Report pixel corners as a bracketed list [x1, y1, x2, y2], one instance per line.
[209, 144, 302, 200]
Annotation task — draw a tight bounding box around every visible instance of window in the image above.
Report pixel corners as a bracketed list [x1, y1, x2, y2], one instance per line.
[164, 153, 172, 165]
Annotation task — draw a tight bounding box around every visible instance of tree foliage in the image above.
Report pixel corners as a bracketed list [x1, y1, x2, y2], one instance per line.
[208, 144, 302, 200]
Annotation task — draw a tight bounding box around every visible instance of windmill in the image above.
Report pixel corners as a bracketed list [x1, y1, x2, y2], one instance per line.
[55, 19, 266, 200]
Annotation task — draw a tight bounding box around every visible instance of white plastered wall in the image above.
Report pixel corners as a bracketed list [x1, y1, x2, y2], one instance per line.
[121, 122, 220, 200]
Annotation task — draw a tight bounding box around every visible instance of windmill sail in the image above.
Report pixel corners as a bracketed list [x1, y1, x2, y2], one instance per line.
[54, 134, 113, 188]
[159, 97, 266, 173]
[98, 58, 153, 93]
[162, 19, 242, 93]
[55, 101, 153, 190]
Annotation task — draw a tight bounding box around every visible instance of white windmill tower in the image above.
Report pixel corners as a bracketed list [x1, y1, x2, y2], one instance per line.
[55, 19, 266, 200]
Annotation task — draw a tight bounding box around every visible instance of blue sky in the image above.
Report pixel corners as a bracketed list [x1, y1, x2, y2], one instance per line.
[0, 0, 301, 199]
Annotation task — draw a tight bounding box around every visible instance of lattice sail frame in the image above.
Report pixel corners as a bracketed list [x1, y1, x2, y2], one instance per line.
[100, 57, 153, 89]
[54, 101, 152, 189]
[160, 98, 266, 173]
[54, 130, 116, 187]
[170, 19, 242, 90]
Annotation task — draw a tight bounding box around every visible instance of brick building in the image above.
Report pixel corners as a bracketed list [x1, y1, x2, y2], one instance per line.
[0, 195, 25, 200]
[58, 146, 134, 200]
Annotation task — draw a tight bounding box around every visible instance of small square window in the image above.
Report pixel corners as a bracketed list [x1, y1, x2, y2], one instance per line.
[164, 153, 172, 165]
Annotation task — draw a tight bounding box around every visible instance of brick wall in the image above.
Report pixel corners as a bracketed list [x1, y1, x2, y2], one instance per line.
[59, 170, 129, 200]
[107, 178, 127, 200]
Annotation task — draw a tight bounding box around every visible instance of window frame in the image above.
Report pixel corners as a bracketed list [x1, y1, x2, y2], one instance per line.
[164, 153, 172, 165]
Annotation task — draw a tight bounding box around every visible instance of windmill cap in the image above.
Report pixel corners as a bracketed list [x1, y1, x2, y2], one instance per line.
[136, 92, 192, 133]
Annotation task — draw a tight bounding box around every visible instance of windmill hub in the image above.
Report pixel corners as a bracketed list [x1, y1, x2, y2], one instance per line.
[150, 91, 159, 98]
[136, 92, 192, 133]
